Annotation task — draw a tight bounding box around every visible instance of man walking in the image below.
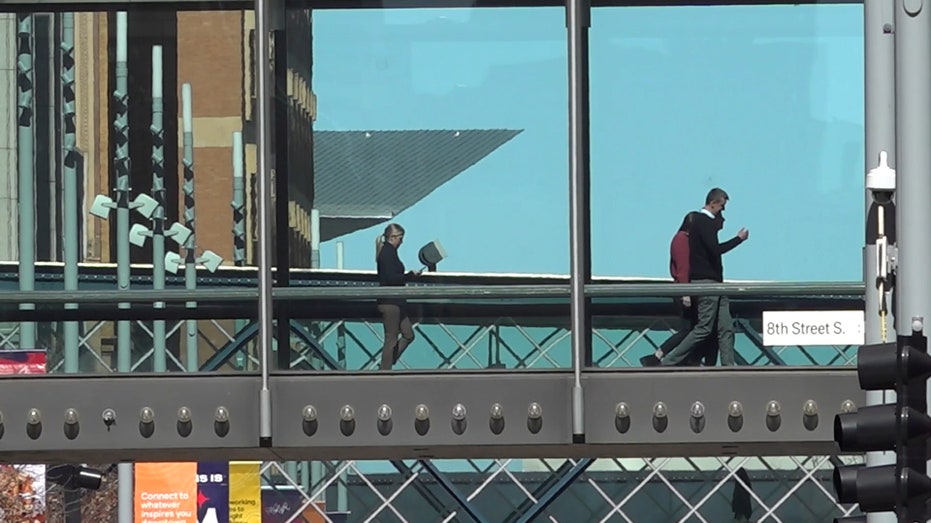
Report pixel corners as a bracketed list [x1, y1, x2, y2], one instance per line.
[642, 211, 708, 366]
[661, 188, 748, 366]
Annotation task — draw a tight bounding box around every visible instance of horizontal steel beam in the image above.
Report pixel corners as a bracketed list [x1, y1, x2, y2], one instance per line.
[0, 281, 865, 304]
[0, 0, 860, 13]
[583, 368, 860, 456]
[0, 296, 861, 325]
[0, 369, 861, 463]
[0, 374, 267, 463]
[0, 282, 863, 322]
[0, 262, 871, 291]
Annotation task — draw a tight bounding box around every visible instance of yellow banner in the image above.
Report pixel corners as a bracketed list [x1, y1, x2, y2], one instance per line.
[228, 461, 261, 523]
[134, 462, 197, 523]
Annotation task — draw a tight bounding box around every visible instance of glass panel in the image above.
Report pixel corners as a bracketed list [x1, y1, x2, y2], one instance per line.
[0, 10, 256, 374]
[308, 7, 569, 275]
[590, 287, 860, 368]
[0, 282, 854, 372]
[590, 4, 864, 282]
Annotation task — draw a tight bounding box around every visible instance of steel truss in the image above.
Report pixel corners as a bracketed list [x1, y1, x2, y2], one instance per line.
[0, 282, 863, 520]
[0, 283, 861, 373]
[0, 369, 866, 521]
[253, 455, 864, 522]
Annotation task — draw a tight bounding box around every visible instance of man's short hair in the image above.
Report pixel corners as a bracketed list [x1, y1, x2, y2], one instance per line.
[705, 187, 729, 205]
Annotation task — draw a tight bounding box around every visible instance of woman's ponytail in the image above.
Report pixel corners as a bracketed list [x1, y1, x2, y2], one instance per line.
[375, 234, 385, 261]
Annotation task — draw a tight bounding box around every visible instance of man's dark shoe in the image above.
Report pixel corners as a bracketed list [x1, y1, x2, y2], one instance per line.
[640, 354, 661, 367]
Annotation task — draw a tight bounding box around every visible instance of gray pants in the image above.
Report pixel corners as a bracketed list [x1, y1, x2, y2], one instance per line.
[661, 279, 736, 366]
[378, 303, 414, 370]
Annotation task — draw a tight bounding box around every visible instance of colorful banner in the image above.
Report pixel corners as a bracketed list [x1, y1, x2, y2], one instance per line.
[136, 460, 349, 522]
[0, 350, 46, 375]
[134, 462, 197, 523]
[196, 462, 228, 523]
[228, 462, 261, 523]
[0, 350, 47, 523]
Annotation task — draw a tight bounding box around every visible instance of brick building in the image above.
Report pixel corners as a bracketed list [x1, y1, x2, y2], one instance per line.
[71, 10, 316, 268]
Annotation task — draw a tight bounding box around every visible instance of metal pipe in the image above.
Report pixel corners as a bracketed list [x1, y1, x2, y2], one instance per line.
[336, 248, 348, 512]
[311, 208, 320, 268]
[152, 45, 167, 373]
[863, 2, 896, 520]
[181, 83, 197, 372]
[256, 0, 274, 442]
[300, 461, 310, 493]
[0, 281, 866, 306]
[114, 12, 133, 523]
[232, 131, 247, 370]
[308, 205, 322, 491]
[894, 0, 931, 517]
[894, 0, 931, 321]
[61, 17, 80, 521]
[272, 24, 291, 373]
[566, 0, 591, 441]
[114, 12, 131, 372]
[17, 13, 35, 350]
[232, 131, 245, 268]
[62, 11, 78, 373]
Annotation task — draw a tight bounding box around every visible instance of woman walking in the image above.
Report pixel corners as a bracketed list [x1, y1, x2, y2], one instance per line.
[376, 223, 420, 369]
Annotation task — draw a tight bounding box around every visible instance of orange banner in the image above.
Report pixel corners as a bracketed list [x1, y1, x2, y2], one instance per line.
[134, 462, 197, 523]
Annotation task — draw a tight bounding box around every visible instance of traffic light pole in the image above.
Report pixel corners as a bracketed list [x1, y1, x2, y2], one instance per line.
[894, 0, 931, 367]
[864, 0, 897, 520]
[834, 0, 931, 518]
[894, 0, 931, 346]
[895, 0, 931, 518]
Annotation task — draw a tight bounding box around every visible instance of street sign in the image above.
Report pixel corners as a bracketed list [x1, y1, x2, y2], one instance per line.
[761, 310, 865, 346]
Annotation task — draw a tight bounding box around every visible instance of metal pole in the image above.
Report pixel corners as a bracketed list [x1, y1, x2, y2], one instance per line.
[62, 12, 79, 373]
[61, 16, 80, 523]
[566, 0, 591, 441]
[336, 246, 347, 513]
[114, 11, 131, 373]
[310, 208, 320, 268]
[894, 0, 931, 521]
[17, 13, 36, 350]
[863, 3, 897, 522]
[114, 12, 133, 523]
[300, 461, 310, 493]
[151, 46, 167, 373]
[232, 131, 245, 269]
[256, 0, 274, 444]
[232, 131, 248, 370]
[181, 83, 197, 372]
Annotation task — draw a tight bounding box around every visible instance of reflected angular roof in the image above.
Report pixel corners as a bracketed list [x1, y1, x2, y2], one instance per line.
[314, 129, 522, 240]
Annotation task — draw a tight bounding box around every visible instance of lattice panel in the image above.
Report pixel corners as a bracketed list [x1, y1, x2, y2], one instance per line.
[26, 317, 863, 522]
[21, 313, 859, 374]
[217, 455, 863, 523]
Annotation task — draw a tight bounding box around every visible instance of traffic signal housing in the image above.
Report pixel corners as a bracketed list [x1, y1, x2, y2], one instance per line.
[833, 333, 931, 520]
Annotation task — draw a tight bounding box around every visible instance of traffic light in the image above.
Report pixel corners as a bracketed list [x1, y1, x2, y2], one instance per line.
[833, 333, 931, 520]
